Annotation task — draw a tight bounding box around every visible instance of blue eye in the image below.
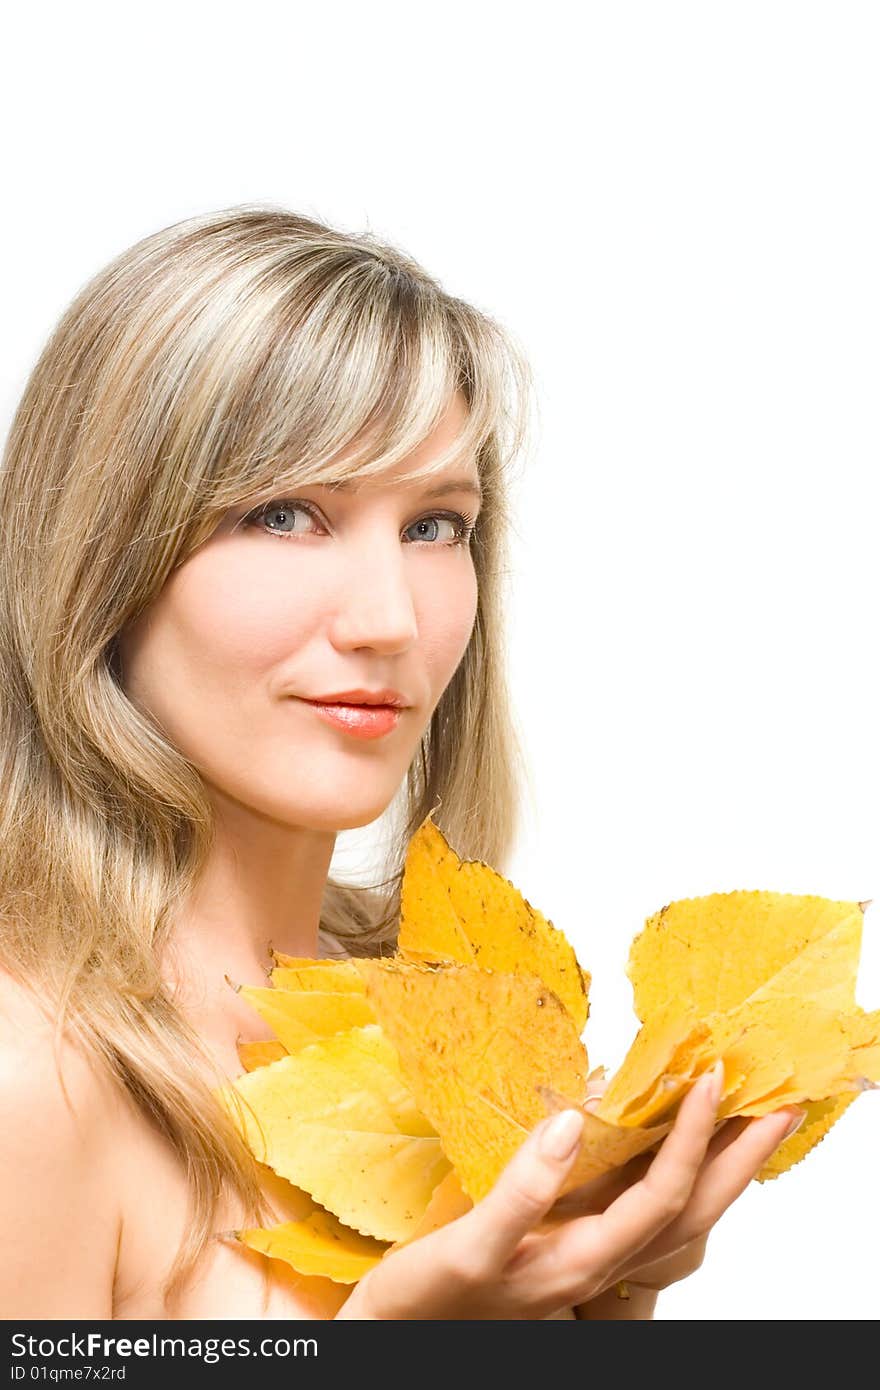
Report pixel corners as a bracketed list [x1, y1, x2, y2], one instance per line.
[246, 500, 317, 539]
[242, 499, 476, 548]
[404, 514, 475, 546]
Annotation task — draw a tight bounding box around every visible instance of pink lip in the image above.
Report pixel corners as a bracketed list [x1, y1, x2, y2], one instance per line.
[297, 699, 402, 740]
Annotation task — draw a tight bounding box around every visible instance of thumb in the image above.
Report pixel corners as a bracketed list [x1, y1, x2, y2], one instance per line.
[468, 1109, 585, 1270]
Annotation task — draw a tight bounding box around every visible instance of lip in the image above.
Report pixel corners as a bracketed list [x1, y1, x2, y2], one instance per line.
[298, 699, 403, 740]
[304, 687, 410, 708]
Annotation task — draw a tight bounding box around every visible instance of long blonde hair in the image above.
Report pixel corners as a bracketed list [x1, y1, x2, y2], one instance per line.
[0, 203, 534, 1308]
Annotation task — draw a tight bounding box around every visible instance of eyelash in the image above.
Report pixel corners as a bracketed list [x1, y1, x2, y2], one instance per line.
[240, 498, 477, 548]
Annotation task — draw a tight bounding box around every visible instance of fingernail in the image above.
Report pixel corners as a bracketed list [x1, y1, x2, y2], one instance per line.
[699, 1060, 724, 1107]
[539, 1109, 583, 1160]
[780, 1108, 806, 1142]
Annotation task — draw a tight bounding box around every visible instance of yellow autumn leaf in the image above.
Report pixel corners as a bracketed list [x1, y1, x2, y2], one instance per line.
[594, 1009, 715, 1127]
[597, 994, 877, 1129]
[237, 1038, 288, 1072]
[270, 952, 331, 969]
[603, 892, 879, 1172]
[216, 1024, 450, 1242]
[398, 814, 590, 1033]
[234, 1208, 389, 1283]
[351, 958, 588, 1201]
[269, 959, 369, 994]
[352, 957, 673, 1201]
[757, 1093, 859, 1181]
[715, 997, 879, 1114]
[536, 1081, 675, 1183]
[628, 891, 867, 1022]
[225, 978, 377, 1053]
[218, 1156, 394, 1285]
[388, 1168, 473, 1252]
[230, 1162, 468, 1285]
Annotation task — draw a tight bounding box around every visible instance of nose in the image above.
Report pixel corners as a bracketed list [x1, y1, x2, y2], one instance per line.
[327, 535, 419, 654]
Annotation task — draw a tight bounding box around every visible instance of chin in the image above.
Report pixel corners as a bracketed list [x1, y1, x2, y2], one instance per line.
[250, 804, 387, 834]
[320, 797, 395, 832]
[205, 772, 397, 833]
[270, 789, 397, 833]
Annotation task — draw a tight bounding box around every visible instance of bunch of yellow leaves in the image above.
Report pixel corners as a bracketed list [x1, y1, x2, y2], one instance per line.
[214, 814, 879, 1285]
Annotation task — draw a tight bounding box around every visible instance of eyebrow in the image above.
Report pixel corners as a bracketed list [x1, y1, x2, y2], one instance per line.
[327, 474, 483, 503]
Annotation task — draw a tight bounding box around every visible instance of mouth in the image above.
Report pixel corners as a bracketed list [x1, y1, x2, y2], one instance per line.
[296, 698, 404, 740]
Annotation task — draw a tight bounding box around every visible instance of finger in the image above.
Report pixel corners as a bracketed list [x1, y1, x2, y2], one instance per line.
[465, 1108, 586, 1273]
[599, 1232, 709, 1295]
[553, 1107, 799, 1292]
[685, 1104, 805, 1224]
[548, 1144, 662, 1219]
[551, 1061, 725, 1279]
[608, 1104, 805, 1274]
[550, 1115, 736, 1221]
[705, 1113, 752, 1156]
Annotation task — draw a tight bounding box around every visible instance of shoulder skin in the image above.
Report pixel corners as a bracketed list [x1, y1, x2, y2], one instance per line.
[0, 969, 124, 1318]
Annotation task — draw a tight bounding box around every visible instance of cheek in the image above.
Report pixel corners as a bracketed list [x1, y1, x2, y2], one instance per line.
[180, 578, 310, 677]
[417, 565, 479, 690]
[123, 555, 318, 730]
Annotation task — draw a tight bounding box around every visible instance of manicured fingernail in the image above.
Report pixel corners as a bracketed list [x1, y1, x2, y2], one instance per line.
[781, 1108, 806, 1141]
[539, 1109, 583, 1160]
[699, 1060, 724, 1107]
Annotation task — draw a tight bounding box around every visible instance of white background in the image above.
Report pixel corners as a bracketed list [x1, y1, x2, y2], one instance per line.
[3, 2, 877, 1321]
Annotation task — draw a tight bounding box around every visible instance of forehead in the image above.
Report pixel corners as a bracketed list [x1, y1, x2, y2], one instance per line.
[322, 467, 483, 500]
[256, 388, 485, 504]
[324, 387, 479, 492]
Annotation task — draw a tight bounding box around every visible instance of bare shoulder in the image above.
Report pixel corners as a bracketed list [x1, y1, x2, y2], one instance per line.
[0, 965, 120, 1116]
[0, 966, 124, 1318]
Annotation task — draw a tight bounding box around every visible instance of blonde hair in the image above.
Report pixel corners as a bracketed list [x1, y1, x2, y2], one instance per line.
[0, 203, 535, 1309]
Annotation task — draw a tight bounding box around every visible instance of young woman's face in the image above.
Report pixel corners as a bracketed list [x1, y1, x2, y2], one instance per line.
[117, 391, 481, 831]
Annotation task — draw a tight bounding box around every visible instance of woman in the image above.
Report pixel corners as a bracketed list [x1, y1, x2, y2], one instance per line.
[0, 205, 804, 1321]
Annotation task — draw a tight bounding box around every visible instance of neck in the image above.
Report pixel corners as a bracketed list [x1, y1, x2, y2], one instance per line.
[160, 792, 338, 1074]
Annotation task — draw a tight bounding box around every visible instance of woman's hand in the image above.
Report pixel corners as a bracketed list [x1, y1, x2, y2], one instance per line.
[564, 1073, 805, 1316]
[336, 1060, 805, 1320]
